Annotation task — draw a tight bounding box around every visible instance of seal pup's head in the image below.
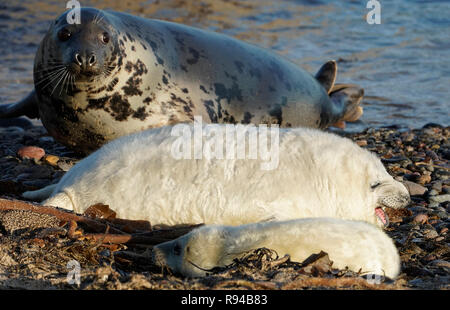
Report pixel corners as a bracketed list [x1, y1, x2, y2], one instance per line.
[153, 226, 232, 277]
[290, 129, 411, 229]
[34, 7, 122, 96]
[363, 152, 411, 227]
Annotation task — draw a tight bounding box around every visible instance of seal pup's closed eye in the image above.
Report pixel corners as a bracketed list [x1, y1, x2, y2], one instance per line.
[152, 218, 401, 279]
[23, 126, 410, 228]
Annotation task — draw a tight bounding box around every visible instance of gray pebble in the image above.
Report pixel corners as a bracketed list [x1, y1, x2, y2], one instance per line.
[429, 189, 439, 196]
[39, 136, 55, 143]
[423, 229, 439, 239]
[429, 194, 450, 203]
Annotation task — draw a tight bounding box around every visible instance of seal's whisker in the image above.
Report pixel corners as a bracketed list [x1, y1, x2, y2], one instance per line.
[34, 67, 67, 87]
[59, 70, 70, 96]
[50, 70, 67, 96]
[34, 65, 66, 74]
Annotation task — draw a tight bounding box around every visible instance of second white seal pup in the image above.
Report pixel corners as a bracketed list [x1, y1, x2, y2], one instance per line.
[153, 218, 401, 278]
[23, 125, 410, 227]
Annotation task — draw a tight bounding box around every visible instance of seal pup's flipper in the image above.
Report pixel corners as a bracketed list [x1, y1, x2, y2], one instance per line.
[315, 60, 337, 94]
[329, 83, 364, 128]
[0, 90, 39, 119]
[22, 184, 57, 202]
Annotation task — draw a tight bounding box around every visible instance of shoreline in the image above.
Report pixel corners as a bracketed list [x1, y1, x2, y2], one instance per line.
[0, 119, 448, 289]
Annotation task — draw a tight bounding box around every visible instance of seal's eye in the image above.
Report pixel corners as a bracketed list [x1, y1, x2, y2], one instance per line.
[371, 182, 381, 189]
[101, 32, 110, 44]
[58, 28, 71, 41]
[173, 243, 181, 256]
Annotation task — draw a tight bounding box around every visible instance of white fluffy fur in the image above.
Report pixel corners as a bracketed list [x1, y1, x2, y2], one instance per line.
[153, 218, 401, 278]
[23, 125, 409, 227]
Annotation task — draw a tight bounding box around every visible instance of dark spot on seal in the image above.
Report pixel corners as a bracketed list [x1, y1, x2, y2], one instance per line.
[90, 85, 107, 94]
[82, 129, 105, 149]
[143, 97, 152, 105]
[131, 45, 136, 52]
[107, 78, 119, 92]
[126, 32, 135, 43]
[180, 65, 188, 72]
[203, 100, 217, 122]
[141, 43, 147, 50]
[269, 104, 283, 125]
[109, 93, 133, 121]
[123, 35, 127, 42]
[242, 112, 254, 124]
[181, 88, 189, 94]
[234, 61, 245, 74]
[125, 61, 133, 73]
[186, 47, 200, 65]
[87, 96, 109, 111]
[119, 39, 125, 47]
[122, 76, 143, 96]
[162, 75, 169, 85]
[248, 66, 262, 80]
[200, 85, 209, 94]
[222, 111, 236, 124]
[132, 107, 149, 120]
[149, 40, 164, 65]
[214, 82, 243, 104]
[224, 71, 237, 81]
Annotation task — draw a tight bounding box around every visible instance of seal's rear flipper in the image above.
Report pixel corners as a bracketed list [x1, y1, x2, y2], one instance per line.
[0, 90, 39, 119]
[329, 83, 364, 127]
[315, 60, 337, 94]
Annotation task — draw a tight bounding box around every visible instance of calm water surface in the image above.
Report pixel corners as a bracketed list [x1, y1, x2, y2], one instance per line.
[0, 0, 449, 131]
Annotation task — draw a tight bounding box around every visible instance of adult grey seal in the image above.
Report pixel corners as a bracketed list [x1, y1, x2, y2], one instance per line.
[153, 218, 401, 278]
[0, 7, 364, 154]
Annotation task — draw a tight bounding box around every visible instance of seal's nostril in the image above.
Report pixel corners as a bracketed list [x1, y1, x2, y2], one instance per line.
[89, 55, 96, 66]
[75, 53, 83, 66]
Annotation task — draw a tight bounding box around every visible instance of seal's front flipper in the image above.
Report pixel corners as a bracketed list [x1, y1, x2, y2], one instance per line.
[0, 90, 39, 119]
[329, 83, 364, 127]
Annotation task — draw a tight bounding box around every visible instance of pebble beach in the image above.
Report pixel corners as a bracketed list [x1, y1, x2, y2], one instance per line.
[0, 120, 448, 290]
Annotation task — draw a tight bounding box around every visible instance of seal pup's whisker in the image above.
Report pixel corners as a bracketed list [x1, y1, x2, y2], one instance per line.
[187, 260, 215, 273]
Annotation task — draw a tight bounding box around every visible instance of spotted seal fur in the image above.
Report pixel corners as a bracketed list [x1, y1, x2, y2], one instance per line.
[0, 7, 364, 154]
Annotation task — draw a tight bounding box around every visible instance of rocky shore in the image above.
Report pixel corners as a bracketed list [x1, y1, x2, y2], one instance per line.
[0, 119, 448, 289]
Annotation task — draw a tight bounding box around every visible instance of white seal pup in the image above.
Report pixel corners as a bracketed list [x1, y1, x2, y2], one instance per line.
[153, 218, 401, 278]
[23, 125, 410, 228]
[0, 7, 364, 154]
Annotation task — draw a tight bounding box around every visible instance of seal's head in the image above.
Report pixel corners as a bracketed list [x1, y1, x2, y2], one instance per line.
[34, 8, 121, 93]
[153, 226, 230, 277]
